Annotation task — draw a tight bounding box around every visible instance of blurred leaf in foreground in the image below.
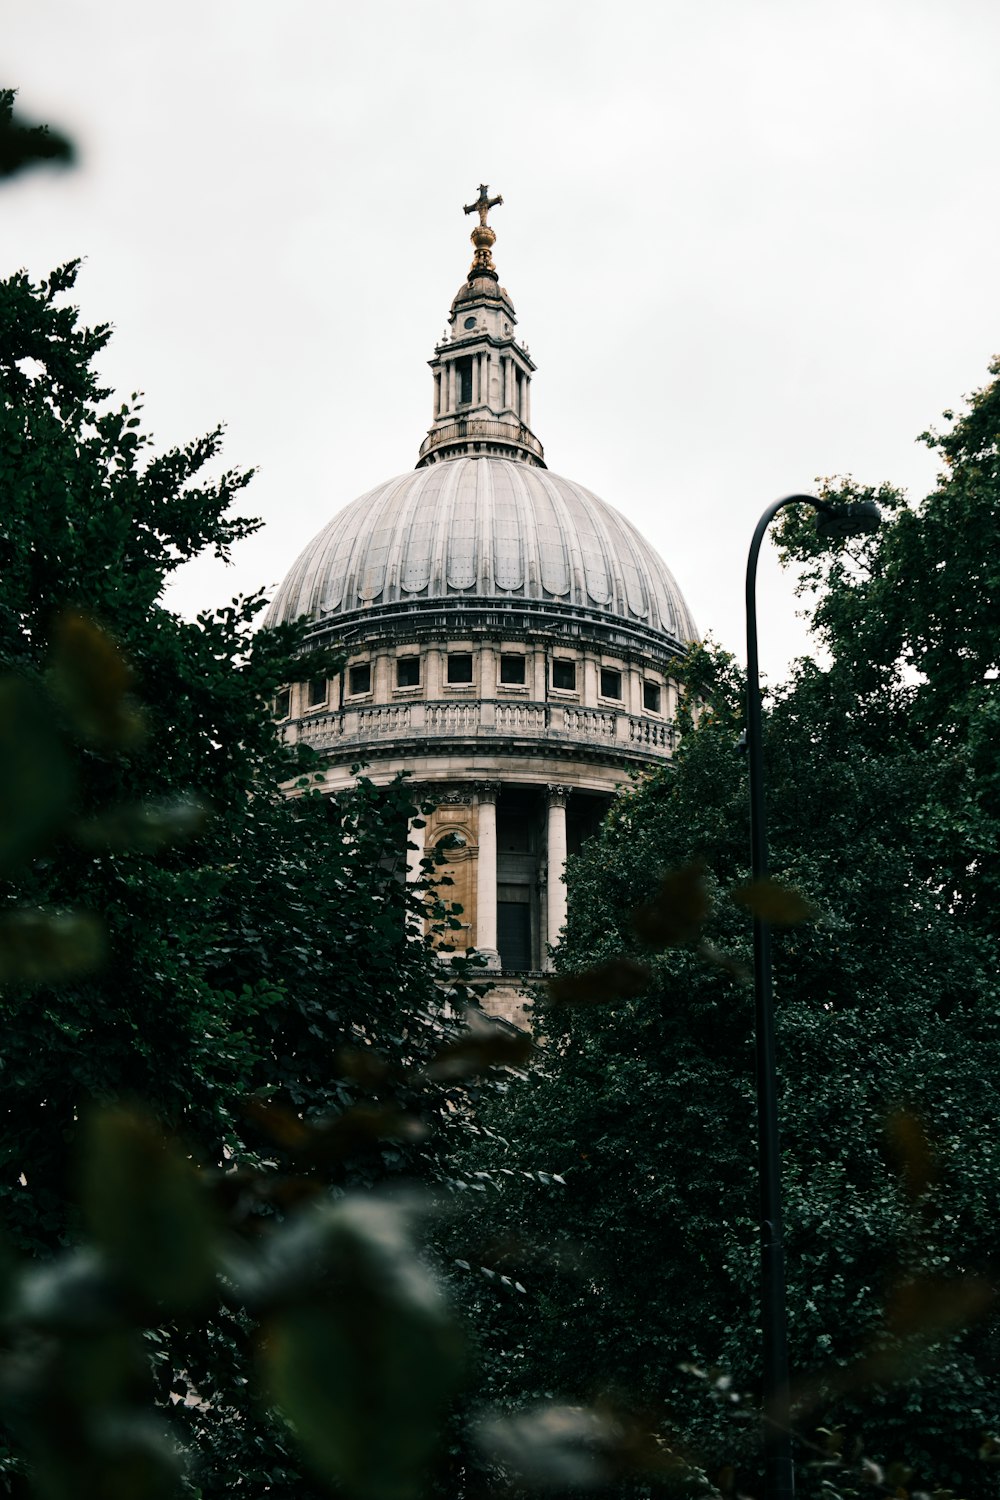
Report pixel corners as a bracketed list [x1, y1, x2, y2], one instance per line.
[0, 908, 105, 983]
[476, 1401, 683, 1489]
[422, 1023, 532, 1081]
[547, 955, 651, 1006]
[242, 1098, 428, 1163]
[0, 89, 74, 180]
[50, 612, 144, 747]
[793, 1275, 996, 1412]
[885, 1108, 938, 1200]
[80, 1108, 217, 1310]
[74, 795, 210, 853]
[260, 1196, 464, 1500]
[731, 877, 815, 926]
[631, 861, 710, 948]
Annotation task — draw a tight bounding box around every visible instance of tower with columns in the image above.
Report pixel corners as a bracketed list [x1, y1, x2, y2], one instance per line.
[266, 190, 699, 1024]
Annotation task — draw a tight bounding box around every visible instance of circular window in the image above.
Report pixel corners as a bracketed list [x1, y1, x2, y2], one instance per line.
[463, 316, 476, 330]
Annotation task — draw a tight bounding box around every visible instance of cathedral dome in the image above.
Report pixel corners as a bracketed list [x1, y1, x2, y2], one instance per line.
[265, 456, 698, 649]
[268, 186, 701, 986]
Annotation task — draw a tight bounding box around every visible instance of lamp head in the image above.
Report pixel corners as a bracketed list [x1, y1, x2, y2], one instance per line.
[814, 499, 881, 539]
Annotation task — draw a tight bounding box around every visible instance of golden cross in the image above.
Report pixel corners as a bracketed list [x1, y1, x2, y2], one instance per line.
[463, 184, 503, 228]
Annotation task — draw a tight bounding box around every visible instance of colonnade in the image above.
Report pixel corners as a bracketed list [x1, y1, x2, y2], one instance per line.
[406, 782, 570, 971]
[433, 353, 531, 424]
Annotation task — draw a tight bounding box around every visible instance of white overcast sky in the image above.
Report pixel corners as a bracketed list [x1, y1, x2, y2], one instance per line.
[4, 0, 999, 679]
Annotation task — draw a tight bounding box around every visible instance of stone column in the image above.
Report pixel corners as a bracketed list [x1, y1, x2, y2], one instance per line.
[405, 813, 426, 883]
[524, 376, 531, 427]
[545, 785, 570, 965]
[472, 353, 480, 407]
[405, 811, 426, 941]
[475, 783, 500, 970]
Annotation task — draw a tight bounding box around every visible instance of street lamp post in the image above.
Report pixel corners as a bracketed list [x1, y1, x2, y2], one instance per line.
[745, 494, 880, 1500]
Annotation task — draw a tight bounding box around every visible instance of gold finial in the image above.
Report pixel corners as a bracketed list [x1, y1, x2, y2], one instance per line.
[463, 183, 503, 280]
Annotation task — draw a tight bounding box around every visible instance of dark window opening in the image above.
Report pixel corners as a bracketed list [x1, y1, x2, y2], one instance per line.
[396, 656, 420, 688]
[457, 357, 473, 405]
[500, 654, 526, 685]
[600, 667, 622, 699]
[307, 676, 327, 707]
[498, 899, 532, 972]
[643, 681, 661, 713]
[274, 689, 291, 720]
[447, 653, 473, 684]
[349, 663, 371, 696]
[498, 811, 532, 853]
[552, 659, 576, 691]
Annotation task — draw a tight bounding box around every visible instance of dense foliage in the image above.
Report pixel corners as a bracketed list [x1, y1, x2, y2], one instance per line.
[453, 367, 1000, 1498]
[0, 260, 478, 1498]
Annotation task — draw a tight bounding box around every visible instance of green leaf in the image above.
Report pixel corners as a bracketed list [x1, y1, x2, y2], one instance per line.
[260, 1197, 464, 1500]
[80, 1109, 217, 1310]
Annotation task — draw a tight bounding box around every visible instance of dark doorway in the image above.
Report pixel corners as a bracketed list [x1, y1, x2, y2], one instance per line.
[498, 900, 532, 971]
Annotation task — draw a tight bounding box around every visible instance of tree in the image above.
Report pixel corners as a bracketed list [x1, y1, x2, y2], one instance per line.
[0, 260, 476, 1497]
[451, 367, 1000, 1498]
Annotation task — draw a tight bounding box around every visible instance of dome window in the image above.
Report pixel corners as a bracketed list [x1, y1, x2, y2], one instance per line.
[273, 688, 291, 720]
[643, 681, 661, 713]
[500, 654, 526, 685]
[600, 668, 622, 700]
[306, 676, 327, 708]
[396, 656, 420, 688]
[447, 653, 474, 685]
[552, 659, 576, 692]
[348, 663, 371, 696]
[456, 356, 473, 405]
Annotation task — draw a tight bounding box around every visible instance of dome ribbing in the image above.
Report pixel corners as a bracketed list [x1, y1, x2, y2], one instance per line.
[265, 456, 698, 647]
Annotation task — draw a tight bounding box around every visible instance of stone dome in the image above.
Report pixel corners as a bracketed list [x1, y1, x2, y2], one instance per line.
[265, 456, 698, 648]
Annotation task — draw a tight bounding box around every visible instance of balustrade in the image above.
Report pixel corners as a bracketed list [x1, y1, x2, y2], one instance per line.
[564, 707, 616, 740]
[289, 699, 674, 758]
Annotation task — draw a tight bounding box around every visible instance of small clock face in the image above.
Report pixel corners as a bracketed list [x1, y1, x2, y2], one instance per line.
[463, 316, 476, 330]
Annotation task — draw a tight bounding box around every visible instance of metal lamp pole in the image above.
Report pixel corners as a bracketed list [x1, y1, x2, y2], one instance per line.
[745, 494, 880, 1500]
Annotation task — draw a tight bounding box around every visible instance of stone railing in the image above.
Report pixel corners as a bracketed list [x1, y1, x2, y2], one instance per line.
[564, 707, 618, 741]
[293, 699, 674, 761]
[417, 416, 544, 462]
[629, 715, 674, 750]
[494, 702, 547, 735]
[425, 702, 480, 735]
